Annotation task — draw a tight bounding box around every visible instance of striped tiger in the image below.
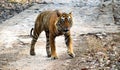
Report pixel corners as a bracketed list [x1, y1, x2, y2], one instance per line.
[30, 10, 75, 59]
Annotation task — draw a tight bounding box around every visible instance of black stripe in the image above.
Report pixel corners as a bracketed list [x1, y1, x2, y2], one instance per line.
[45, 31, 50, 47]
[65, 35, 70, 46]
[30, 28, 34, 37]
[46, 42, 49, 46]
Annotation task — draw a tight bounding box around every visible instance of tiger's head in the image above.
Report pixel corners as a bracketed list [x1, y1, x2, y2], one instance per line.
[56, 11, 73, 33]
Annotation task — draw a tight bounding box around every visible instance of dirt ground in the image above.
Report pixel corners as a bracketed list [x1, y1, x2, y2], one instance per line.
[0, 1, 120, 70]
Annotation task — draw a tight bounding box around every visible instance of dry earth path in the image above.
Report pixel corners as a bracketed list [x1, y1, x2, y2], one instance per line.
[0, 2, 120, 70]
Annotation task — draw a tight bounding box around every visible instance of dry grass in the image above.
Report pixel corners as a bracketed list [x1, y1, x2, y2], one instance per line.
[85, 35, 106, 52]
[8, 0, 39, 3]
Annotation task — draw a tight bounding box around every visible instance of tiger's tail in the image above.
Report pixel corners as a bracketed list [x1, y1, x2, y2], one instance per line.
[30, 28, 34, 37]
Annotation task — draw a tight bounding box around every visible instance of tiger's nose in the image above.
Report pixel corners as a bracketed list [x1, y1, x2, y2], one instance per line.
[64, 28, 69, 32]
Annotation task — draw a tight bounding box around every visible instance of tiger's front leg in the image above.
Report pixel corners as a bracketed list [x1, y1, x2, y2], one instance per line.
[64, 32, 75, 58]
[50, 34, 58, 59]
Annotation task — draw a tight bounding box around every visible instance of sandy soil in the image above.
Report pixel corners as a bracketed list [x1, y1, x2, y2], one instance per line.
[0, 1, 120, 70]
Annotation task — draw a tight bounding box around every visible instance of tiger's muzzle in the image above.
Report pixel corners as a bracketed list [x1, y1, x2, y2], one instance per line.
[63, 28, 69, 32]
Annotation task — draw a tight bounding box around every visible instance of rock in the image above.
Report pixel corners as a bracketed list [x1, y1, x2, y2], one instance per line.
[113, 0, 120, 24]
[81, 68, 88, 70]
[95, 32, 107, 39]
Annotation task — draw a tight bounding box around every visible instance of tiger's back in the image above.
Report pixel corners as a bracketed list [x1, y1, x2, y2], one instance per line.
[34, 10, 59, 32]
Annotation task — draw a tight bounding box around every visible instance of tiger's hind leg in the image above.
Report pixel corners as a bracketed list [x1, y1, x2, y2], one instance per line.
[30, 28, 42, 56]
[45, 31, 51, 57]
[64, 32, 75, 58]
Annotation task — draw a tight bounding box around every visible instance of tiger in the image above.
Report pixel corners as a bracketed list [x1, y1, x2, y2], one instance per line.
[30, 10, 75, 59]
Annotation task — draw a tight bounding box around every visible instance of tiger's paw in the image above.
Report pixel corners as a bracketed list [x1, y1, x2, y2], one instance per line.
[47, 54, 51, 57]
[30, 50, 36, 56]
[68, 53, 75, 58]
[46, 51, 51, 57]
[67, 51, 75, 58]
[51, 56, 58, 60]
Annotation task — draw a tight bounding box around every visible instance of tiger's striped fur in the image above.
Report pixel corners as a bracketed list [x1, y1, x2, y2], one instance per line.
[30, 10, 75, 59]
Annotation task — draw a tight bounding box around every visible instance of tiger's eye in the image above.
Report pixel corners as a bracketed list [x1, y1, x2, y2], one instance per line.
[67, 16, 71, 20]
[61, 17, 65, 23]
[61, 17, 65, 20]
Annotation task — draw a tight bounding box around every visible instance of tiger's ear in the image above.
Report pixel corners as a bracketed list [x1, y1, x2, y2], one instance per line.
[56, 10, 62, 17]
[69, 12, 72, 15]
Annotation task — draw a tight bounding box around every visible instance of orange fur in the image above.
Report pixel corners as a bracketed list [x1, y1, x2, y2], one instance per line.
[30, 10, 75, 59]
